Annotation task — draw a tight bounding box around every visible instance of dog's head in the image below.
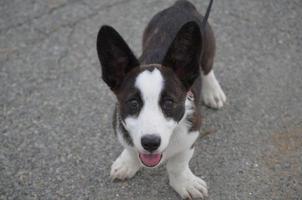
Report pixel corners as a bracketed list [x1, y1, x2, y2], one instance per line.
[96, 22, 201, 167]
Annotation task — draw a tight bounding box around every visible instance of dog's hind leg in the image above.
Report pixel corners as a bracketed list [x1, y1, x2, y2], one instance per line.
[201, 25, 226, 109]
[201, 69, 226, 109]
[110, 149, 141, 180]
[167, 148, 208, 199]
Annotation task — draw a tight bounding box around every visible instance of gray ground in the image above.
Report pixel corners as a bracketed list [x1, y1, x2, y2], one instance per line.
[1, 0, 302, 199]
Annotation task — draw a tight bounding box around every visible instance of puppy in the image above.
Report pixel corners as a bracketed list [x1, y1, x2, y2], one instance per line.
[96, 0, 226, 199]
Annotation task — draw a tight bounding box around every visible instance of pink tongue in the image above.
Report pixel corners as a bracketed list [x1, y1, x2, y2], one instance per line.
[139, 153, 162, 167]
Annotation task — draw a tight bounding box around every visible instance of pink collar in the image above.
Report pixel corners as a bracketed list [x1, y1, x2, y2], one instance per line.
[187, 90, 194, 101]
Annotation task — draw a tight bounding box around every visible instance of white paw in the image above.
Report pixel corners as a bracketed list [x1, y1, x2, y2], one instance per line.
[110, 150, 141, 180]
[202, 70, 226, 109]
[169, 169, 208, 199]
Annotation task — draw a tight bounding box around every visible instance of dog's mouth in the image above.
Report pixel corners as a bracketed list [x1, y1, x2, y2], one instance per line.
[139, 153, 162, 167]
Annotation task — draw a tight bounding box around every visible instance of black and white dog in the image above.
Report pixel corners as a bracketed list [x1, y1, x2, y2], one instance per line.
[96, 0, 226, 199]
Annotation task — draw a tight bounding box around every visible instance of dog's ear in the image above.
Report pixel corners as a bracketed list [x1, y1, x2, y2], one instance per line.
[97, 25, 139, 92]
[162, 21, 201, 90]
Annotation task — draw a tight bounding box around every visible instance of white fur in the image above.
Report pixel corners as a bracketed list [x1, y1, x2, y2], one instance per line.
[167, 149, 208, 199]
[119, 68, 200, 160]
[164, 127, 199, 161]
[202, 70, 226, 109]
[124, 68, 177, 154]
[110, 149, 141, 180]
[163, 91, 198, 160]
[112, 68, 208, 199]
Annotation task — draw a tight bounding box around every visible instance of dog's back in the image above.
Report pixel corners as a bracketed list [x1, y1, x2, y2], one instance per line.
[141, 0, 215, 75]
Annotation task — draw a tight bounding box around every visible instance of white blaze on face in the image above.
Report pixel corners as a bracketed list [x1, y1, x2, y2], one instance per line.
[124, 68, 177, 153]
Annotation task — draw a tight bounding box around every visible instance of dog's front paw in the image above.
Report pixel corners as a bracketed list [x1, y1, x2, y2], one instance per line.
[110, 150, 141, 180]
[169, 168, 208, 199]
[202, 70, 226, 109]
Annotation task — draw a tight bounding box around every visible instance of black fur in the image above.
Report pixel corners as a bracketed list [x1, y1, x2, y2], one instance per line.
[97, 26, 139, 92]
[162, 21, 201, 90]
[113, 105, 134, 146]
[97, 0, 216, 136]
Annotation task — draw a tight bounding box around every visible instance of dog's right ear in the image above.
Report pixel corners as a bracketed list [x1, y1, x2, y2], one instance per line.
[97, 25, 139, 92]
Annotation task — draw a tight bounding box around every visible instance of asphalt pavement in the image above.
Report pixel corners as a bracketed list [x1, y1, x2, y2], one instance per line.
[1, 0, 302, 199]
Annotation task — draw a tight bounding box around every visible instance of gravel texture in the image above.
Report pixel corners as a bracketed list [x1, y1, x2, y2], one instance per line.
[1, 0, 302, 199]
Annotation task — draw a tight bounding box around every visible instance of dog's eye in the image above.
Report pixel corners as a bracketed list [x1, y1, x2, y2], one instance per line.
[162, 99, 174, 111]
[128, 99, 140, 113]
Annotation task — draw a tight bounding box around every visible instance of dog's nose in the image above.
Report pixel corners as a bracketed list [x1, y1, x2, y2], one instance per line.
[141, 134, 161, 152]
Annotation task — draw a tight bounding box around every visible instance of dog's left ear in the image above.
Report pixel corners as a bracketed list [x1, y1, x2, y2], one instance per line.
[97, 25, 139, 92]
[162, 21, 201, 90]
